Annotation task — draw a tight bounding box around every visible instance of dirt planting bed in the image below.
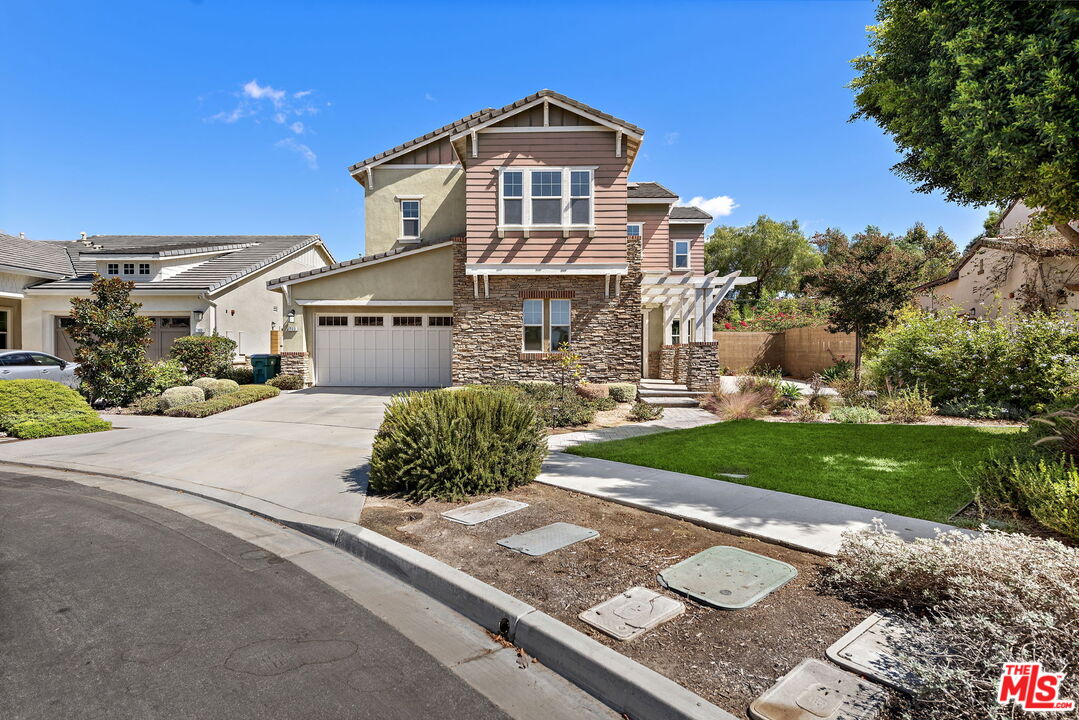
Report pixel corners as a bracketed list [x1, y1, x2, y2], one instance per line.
[362, 483, 866, 719]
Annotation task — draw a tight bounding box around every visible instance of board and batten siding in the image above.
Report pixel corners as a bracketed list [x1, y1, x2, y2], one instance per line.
[670, 223, 706, 275]
[465, 130, 629, 264]
[630, 205, 671, 272]
[386, 137, 457, 165]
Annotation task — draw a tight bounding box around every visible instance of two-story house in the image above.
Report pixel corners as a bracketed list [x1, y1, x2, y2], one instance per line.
[268, 90, 752, 388]
[1, 232, 332, 360]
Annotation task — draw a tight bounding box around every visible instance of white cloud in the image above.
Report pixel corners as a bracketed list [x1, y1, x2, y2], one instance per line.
[664, 131, 679, 145]
[424, 92, 437, 102]
[277, 138, 318, 169]
[293, 89, 313, 99]
[290, 121, 305, 135]
[243, 79, 285, 106]
[679, 195, 739, 218]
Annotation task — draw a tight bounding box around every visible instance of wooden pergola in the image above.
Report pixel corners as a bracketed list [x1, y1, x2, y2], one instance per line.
[640, 270, 757, 344]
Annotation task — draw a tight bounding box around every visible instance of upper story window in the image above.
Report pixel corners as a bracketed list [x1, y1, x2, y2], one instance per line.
[627, 223, 643, 237]
[673, 240, 690, 270]
[105, 261, 153, 278]
[123, 263, 135, 275]
[400, 199, 421, 239]
[139, 263, 151, 276]
[106, 263, 119, 276]
[499, 167, 594, 228]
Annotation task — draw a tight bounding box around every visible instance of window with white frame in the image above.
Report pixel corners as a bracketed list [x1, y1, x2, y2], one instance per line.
[106, 263, 119, 276]
[123, 262, 135, 275]
[673, 240, 690, 270]
[499, 168, 594, 228]
[400, 199, 421, 239]
[627, 222, 643, 237]
[138, 263, 151, 276]
[522, 299, 571, 352]
[670, 319, 681, 345]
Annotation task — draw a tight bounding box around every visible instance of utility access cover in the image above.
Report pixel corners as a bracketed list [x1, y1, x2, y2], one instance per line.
[579, 587, 684, 641]
[441, 498, 529, 526]
[658, 546, 797, 610]
[497, 522, 598, 556]
[750, 659, 886, 720]
[827, 613, 922, 694]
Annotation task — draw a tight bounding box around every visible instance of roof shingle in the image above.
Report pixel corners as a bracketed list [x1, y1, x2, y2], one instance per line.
[268, 236, 457, 287]
[669, 206, 712, 221]
[0, 233, 76, 277]
[627, 182, 678, 199]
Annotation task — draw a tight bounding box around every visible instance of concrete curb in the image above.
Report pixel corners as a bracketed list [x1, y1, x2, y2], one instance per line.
[2, 460, 737, 720]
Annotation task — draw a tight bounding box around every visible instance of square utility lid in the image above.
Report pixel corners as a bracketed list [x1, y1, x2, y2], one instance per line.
[441, 497, 529, 526]
[827, 613, 922, 694]
[750, 658, 886, 720]
[658, 546, 797, 610]
[579, 587, 684, 641]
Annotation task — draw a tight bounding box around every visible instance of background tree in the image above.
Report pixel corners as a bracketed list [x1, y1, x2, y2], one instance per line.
[810, 227, 850, 264]
[67, 275, 153, 407]
[851, 1, 1079, 244]
[704, 215, 821, 301]
[897, 221, 958, 282]
[804, 229, 928, 377]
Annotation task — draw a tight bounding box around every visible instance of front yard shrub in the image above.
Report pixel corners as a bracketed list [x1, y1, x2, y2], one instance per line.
[205, 379, 239, 398]
[775, 382, 803, 409]
[819, 359, 853, 383]
[968, 453, 1079, 540]
[825, 524, 1078, 720]
[163, 384, 280, 418]
[8, 414, 111, 439]
[793, 403, 823, 422]
[369, 389, 546, 501]
[575, 383, 609, 400]
[591, 395, 617, 411]
[147, 359, 190, 395]
[830, 405, 881, 424]
[0, 379, 110, 438]
[629, 401, 663, 421]
[158, 386, 205, 412]
[937, 394, 1021, 420]
[879, 384, 935, 423]
[869, 308, 1079, 412]
[170, 335, 237, 378]
[127, 395, 162, 415]
[607, 383, 636, 403]
[701, 384, 772, 420]
[539, 395, 597, 427]
[266, 374, 304, 390]
[219, 364, 254, 384]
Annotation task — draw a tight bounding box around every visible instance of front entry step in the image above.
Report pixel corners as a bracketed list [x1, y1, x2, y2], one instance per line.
[638, 380, 709, 407]
[641, 396, 702, 408]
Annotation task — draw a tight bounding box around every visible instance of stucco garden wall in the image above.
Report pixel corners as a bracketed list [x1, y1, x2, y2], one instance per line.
[715, 326, 854, 378]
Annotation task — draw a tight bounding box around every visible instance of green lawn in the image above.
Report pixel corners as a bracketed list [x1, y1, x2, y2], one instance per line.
[565, 420, 1022, 522]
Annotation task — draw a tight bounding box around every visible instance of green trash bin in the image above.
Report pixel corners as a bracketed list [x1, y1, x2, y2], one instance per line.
[250, 354, 281, 384]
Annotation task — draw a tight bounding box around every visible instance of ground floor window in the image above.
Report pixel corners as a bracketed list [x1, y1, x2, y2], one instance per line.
[522, 299, 571, 352]
[0, 309, 7, 349]
[671, 319, 681, 345]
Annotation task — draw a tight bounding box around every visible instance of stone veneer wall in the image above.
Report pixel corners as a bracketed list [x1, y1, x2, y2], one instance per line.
[280, 351, 312, 386]
[684, 342, 721, 391]
[451, 236, 642, 385]
[659, 345, 677, 380]
[672, 345, 687, 385]
[647, 350, 662, 379]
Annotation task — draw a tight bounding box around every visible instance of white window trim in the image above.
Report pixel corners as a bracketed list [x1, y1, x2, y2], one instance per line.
[521, 299, 572, 353]
[672, 239, 690, 270]
[0, 308, 8, 350]
[106, 263, 119, 276]
[498, 166, 597, 231]
[627, 222, 643, 237]
[399, 198, 422, 241]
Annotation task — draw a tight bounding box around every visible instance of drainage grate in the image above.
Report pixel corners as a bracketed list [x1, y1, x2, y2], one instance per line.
[658, 546, 797, 610]
[497, 522, 598, 556]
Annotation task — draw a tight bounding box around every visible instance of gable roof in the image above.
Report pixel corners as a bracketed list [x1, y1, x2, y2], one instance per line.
[267, 236, 456, 288]
[915, 237, 1079, 292]
[669, 206, 712, 221]
[28, 235, 327, 294]
[628, 182, 678, 200]
[348, 89, 644, 175]
[0, 233, 75, 277]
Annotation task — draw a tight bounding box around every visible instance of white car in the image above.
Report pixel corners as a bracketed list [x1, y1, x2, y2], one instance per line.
[0, 351, 80, 389]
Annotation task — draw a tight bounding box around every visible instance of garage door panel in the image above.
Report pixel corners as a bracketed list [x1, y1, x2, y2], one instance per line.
[315, 316, 450, 387]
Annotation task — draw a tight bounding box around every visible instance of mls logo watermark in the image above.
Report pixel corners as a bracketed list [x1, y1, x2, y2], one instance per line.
[997, 663, 1075, 712]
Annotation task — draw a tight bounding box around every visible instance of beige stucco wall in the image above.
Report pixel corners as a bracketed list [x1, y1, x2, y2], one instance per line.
[365, 167, 465, 256]
[279, 245, 454, 353]
[917, 246, 1079, 318]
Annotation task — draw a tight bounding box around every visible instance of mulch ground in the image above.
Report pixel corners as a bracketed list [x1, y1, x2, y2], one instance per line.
[362, 483, 866, 719]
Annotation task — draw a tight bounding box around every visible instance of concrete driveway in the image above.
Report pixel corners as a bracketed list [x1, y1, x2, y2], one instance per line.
[0, 387, 409, 523]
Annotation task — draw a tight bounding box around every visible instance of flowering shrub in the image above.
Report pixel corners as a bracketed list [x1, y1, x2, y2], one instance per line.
[715, 297, 833, 332]
[825, 524, 1079, 720]
[869, 308, 1079, 412]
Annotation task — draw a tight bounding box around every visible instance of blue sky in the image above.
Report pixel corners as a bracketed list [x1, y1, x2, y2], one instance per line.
[1, 0, 990, 260]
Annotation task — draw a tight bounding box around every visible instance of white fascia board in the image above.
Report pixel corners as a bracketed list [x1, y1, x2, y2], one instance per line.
[267, 241, 453, 289]
[465, 263, 628, 276]
[668, 218, 711, 225]
[0, 264, 70, 280]
[24, 287, 205, 295]
[0, 290, 25, 299]
[81, 249, 236, 262]
[480, 125, 610, 134]
[294, 299, 452, 307]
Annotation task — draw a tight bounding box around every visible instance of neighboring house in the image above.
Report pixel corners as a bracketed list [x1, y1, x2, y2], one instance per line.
[996, 199, 1079, 237]
[1, 232, 332, 360]
[267, 89, 753, 388]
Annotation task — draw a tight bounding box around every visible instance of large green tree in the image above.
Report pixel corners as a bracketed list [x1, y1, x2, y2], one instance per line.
[704, 215, 821, 301]
[851, 1, 1079, 243]
[812, 223, 958, 283]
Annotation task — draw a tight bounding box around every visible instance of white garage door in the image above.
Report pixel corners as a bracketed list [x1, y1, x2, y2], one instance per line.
[314, 313, 452, 387]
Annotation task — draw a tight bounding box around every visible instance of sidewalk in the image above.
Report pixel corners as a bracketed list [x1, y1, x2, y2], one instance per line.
[547, 407, 720, 451]
[537, 451, 957, 556]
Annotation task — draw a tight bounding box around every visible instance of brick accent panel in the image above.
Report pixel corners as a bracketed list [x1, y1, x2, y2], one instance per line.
[519, 289, 576, 299]
[452, 236, 642, 384]
[685, 342, 721, 391]
[280, 351, 312, 386]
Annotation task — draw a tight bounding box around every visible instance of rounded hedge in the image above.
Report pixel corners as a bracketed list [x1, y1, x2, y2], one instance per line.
[369, 389, 547, 501]
[159, 385, 205, 412]
[267, 374, 304, 390]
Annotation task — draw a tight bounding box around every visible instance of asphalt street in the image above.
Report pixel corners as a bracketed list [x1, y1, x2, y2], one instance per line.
[0, 470, 513, 720]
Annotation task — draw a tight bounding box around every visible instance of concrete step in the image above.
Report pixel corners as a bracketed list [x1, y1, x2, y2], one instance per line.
[638, 387, 706, 398]
[641, 396, 702, 408]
